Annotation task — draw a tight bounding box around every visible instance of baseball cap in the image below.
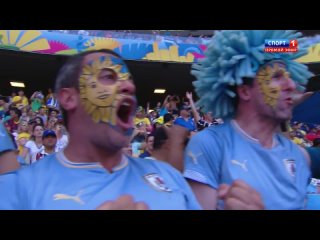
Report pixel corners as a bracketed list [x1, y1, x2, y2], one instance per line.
[12, 96, 22, 103]
[42, 130, 57, 138]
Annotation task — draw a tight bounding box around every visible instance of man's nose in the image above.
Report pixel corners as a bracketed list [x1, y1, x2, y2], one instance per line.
[119, 79, 136, 95]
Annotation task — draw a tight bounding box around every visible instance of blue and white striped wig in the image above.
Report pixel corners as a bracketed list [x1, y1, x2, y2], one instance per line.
[191, 30, 314, 119]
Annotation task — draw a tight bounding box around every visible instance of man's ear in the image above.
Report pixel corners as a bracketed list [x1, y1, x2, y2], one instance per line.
[237, 85, 252, 101]
[57, 88, 79, 111]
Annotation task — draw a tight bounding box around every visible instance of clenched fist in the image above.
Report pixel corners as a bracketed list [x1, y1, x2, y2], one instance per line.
[218, 180, 265, 210]
[96, 195, 149, 210]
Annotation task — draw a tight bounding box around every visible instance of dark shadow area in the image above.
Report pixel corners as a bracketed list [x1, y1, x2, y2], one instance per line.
[1, 48, 320, 108]
[0, 49, 196, 107]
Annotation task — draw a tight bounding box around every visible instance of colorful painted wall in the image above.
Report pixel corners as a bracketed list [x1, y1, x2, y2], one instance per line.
[0, 30, 209, 63]
[1, 30, 320, 64]
[297, 43, 320, 63]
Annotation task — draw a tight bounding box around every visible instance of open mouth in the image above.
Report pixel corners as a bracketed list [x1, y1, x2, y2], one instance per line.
[116, 97, 136, 131]
[285, 97, 293, 105]
[98, 94, 109, 99]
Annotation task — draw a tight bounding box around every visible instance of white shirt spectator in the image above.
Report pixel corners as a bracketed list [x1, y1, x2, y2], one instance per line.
[35, 149, 55, 161]
[55, 134, 69, 152]
[25, 140, 44, 164]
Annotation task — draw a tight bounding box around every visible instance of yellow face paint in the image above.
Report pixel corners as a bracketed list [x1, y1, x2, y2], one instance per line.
[79, 55, 131, 125]
[256, 61, 290, 108]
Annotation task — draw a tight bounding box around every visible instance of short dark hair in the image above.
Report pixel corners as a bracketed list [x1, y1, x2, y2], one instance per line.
[34, 116, 44, 127]
[54, 49, 124, 129]
[163, 113, 173, 124]
[313, 138, 320, 147]
[153, 127, 168, 150]
[49, 109, 59, 114]
[145, 133, 154, 142]
[55, 49, 123, 93]
[10, 107, 21, 118]
[229, 77, 255, 113]
[0, 95, 8, 102]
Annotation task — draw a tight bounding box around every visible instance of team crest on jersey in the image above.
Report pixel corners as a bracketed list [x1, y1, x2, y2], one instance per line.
[283, 159, 296, 177]
[143, 173, 172, 192]
[311, 178, 320, 186]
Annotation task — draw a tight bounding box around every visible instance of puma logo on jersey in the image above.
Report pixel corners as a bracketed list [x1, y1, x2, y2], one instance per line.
[187, 151, 202, 164]
[53, 190, 84, 205]
[231, 160, 248, 172]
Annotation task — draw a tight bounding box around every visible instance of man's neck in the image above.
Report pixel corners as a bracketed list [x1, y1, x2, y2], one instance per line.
[45, 147, 55, 154]
[234, 113, 279, 148]
[151, 149, 166, 162]
[182, 116, 189, 121]
[64, 135, 122, 173]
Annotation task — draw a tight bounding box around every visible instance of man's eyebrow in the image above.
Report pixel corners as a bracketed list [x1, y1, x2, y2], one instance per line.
[99, 69, 115, 73]
[100, 68, 116, 72]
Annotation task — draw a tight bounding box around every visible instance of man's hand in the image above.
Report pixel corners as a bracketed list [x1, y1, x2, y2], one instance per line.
[167, 124, 189, 142]
[186, 92, 193, 101]
[165, 125, 190, 172]
[218, 180, 264, 210]
[96, 195, 149, 210]
[292, 91, 313, 107]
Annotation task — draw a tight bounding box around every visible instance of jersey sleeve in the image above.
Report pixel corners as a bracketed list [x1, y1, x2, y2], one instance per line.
[176, 174, 203, 210]
[0, 122, 16, 153]
[156, 161, 202, 210]
[183, 129, 223, 189]
[0, 172, 24, 209]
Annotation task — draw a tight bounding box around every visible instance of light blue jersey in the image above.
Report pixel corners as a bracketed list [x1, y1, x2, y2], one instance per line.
[0, 122, 15, 152]
[0, 151, 201, 210]
[184, 120, 310, 210]
[306, 178, 320, 210]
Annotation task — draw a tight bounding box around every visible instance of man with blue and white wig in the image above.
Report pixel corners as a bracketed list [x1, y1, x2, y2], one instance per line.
[183, 30, 315, 210]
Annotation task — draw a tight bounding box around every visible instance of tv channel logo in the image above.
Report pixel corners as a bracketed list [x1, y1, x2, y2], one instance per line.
[264, 39, 298, 53]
